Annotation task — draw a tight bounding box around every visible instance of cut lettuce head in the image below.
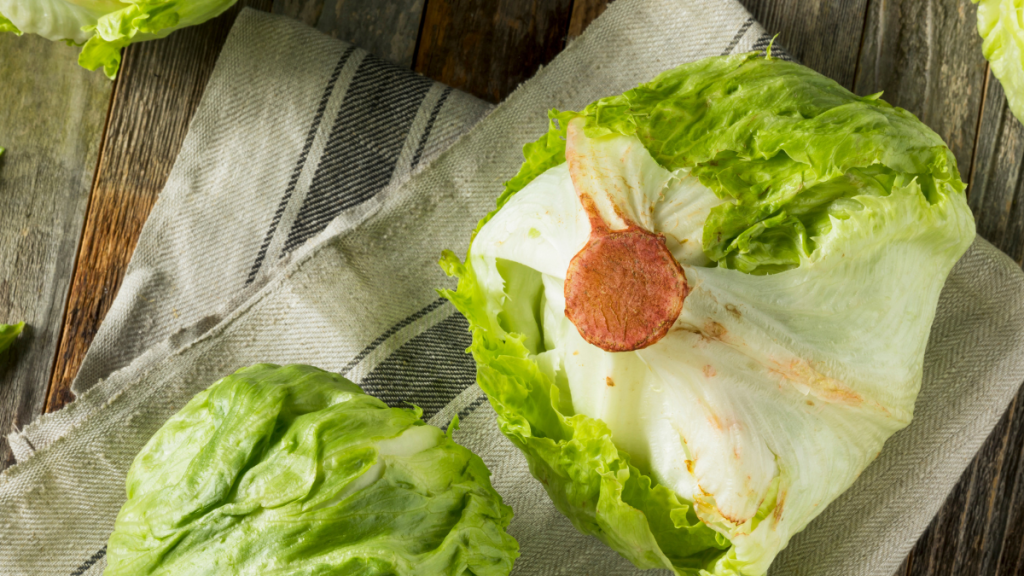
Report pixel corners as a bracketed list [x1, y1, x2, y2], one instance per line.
[105, 364, 519, 576]
[441, 53, 975, 575]
[974, 0, 1024, 125]
[0, 322, 24, 354]
[0, 0, 237, 78]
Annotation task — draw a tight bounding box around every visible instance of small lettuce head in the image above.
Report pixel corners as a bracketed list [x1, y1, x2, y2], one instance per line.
[105, 364, 519, 576]
[442, 53, 975, 575]
[974, 0, 1024, 125]
[0, 0, 238, 78]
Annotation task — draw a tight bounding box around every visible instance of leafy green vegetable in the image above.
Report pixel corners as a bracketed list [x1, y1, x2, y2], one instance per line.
[106, 364, 519, 576]
[0, 0, 237, 78]
[442, 53, 974, 575]
[974, 0, 1024, 125]
[0, 322, 24, 354]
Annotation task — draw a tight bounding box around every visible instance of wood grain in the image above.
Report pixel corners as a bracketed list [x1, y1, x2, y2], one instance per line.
[567, 0, 611, 40]
[414, 0, 574, 102]
[44, 0, 273, 414]
[886, 2, 1024, 572]
[273, 0, 427, 67]
[970, 71, 1024, 264]
[0, 35, 112, 470]
[854, 0, 988, 181]
[739, 0, 868, 90]
[898, 388, 1024, 576]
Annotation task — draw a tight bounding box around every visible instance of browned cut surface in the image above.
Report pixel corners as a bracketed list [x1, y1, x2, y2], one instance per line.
[414, 0, 574, 102]
[565, 228, 687, 352]
[44, 1, 273, 414]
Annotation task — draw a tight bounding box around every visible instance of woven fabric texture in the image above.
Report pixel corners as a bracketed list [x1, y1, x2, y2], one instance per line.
[1, 2, 1022, 576]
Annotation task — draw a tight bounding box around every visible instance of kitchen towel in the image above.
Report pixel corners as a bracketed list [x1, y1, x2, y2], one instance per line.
[2, 2, 1024, 575]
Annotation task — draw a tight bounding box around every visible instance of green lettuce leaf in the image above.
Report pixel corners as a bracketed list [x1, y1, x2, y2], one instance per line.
[503, 53, 963, 275]
[443, 53, 975, 575]
[0, 0, 237, 78]
[974, 0, 1024, 125]
[0, 322, 24, 354]
[439, 254, 731, 574]
[106, 364, 519, 576]
[0, 10, 19, 34]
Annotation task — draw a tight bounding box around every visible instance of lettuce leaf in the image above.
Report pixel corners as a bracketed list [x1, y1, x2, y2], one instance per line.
[106, 364, 519, 576]
[0, 0, 237, 78]
[0, 322, 24, 354]
[440, 254, 731, 574]
[974, 0, 1024, 125]
[443, 53, 975, 575]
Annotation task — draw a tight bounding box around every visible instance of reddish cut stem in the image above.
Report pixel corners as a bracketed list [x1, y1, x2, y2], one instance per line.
[564, 226, 688, 352]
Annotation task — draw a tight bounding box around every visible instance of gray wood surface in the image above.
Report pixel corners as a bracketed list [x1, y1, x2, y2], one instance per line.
[0, 34, 112, 469]
[740, 0, 868, 90]
[272, 0, 427, 67]
[854, 0, 988, 179]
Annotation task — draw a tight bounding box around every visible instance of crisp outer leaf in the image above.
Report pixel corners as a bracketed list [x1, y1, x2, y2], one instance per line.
[0, 322, 24, 354]
[974, 0, 1024, 125]
[439, 253, 730, 575]
[105, 364, 519, 576]
[0, 0, 238, 78]
[0, 10, 20, 35]
[443, 53, 975, 575]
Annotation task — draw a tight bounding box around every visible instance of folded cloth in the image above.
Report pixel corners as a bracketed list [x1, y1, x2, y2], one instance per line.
[3, 2, 1024, 575]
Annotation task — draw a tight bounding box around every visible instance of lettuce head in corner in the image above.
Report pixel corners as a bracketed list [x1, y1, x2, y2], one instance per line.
[440, 53, 975, 575]
[0, 0, 238, 78]
[974, 0, 1024, 125]
[105, 364, 519, 576]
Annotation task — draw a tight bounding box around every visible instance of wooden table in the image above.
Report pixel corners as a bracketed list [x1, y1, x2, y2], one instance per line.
[0, 0, 1019, 573]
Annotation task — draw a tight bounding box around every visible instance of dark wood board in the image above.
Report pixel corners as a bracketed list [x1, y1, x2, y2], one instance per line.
[854, 0, 988, 183]
[273, 0, 428, 67]
[414, 0, 575, 102]
[0, 34, 112, 469]
[739, 0, 869, 91]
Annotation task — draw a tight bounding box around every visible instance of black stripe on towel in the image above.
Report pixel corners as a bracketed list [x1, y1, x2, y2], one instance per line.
[281, 54, 433, 254]
[410, 86, 453, 169]
[721, 17, 754, 55]
[71, 546, 106, 576]
[359, 313, 476, 422]
[752, 32, 793, 60]
[246, 45, 357, 285]
[339, 298, 448, 376]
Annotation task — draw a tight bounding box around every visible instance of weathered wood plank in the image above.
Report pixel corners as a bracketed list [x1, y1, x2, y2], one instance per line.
[567, 0, 611, 41]
[992, 392, 1024, 574]
[970, 71, 1024, 264]
[0, 35, 112, 470]
[738, 0, 868, 90]
[414, 0, 575, 103]
[852, 1, 1022, 573]
[854, 0, 987, 182]
[309, 0, 426, 68]
[44, 1, 273, 414]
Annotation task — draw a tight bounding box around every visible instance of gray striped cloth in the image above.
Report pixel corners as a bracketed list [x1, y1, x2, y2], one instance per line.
[3, 2, 1024, 575]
